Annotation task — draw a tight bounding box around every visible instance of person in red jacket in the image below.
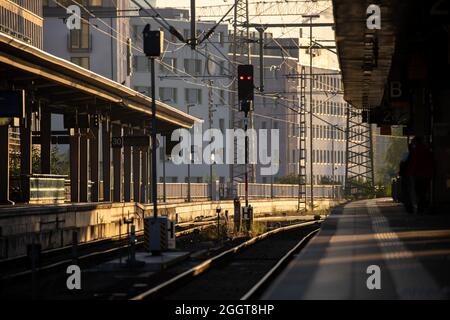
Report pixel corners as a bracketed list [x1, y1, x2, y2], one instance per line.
[406, 136, 433, 214]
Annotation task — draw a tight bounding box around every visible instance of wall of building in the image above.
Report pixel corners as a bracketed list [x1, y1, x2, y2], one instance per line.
[305, 65, 349, 186]
[0, 0, 43, 48]
[43, 0, 131, 85]
[130, 14, 231, 185]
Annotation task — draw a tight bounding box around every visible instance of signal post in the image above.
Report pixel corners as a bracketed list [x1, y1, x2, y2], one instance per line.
[238, 64, 255, 232]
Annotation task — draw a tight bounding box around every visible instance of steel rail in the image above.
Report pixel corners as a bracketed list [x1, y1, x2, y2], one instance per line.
[131, 219, 322, 300]
[0, 222, 217, 280]
[240, 228, 319, 300]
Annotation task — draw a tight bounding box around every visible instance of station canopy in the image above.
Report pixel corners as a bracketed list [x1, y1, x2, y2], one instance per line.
[0, 33, 200, 132]
[333, 0, 396, 109]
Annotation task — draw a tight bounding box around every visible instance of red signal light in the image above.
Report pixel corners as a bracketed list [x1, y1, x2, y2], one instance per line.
[239, 76, 244, 80]
[247, 76, 252, 80]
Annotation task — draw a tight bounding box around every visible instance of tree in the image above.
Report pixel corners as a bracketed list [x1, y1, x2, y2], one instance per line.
[275, 174, 303, 184]
[376, 129, 408, 189]
[51, 145, 70, 176]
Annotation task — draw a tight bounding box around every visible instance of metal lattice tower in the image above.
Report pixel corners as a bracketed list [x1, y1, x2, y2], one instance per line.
[297, 66, 307, 212]
[344, 105, 375, 198]
[229, 0, 255, 197]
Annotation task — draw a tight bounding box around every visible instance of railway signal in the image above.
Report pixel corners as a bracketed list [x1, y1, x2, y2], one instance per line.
[238, 64, 254, 114]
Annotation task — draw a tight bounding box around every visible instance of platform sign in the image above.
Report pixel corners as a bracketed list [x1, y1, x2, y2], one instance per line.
[123, 135, 150, 147]
[0, 90, 25, 118]
[111, 136, 123, 148]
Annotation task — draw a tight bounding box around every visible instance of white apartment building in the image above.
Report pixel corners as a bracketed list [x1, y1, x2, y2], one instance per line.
[305, 65, 349, 186]
[130, 8, 231, 184]
[43, 0, 131, 86]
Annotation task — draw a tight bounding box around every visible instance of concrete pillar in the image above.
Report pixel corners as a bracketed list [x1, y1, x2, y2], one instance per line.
[40, 109, 51, 174]
[20, 107, 32, 203]
[0, 125, 12, 204]
[132, 129, 141, 202]
[140, 132, 148, 203]
[90, 118, 99, 202]
[112, 123, 122, 202]
[79, 128, 88, 202]
[102, 119, 111, 202]
[70, 128, 80, 202]
[123, 127, 131, 202]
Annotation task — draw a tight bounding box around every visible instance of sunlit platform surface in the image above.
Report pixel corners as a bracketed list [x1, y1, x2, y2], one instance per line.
[262, 198, 450, 300]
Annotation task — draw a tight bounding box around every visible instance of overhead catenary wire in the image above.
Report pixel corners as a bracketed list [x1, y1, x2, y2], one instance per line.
[53, 0, 349, 134]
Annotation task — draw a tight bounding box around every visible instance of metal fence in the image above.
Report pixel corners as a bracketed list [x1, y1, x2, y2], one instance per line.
[157, 183, 209, 200]
[64, 181, 343, 202]
[237, 183, 343, 199]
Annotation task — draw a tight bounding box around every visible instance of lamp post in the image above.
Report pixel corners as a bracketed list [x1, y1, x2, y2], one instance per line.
[186, 104, 196, 202]
[210, 153, 215, 200]
[162, 136, 167, 203]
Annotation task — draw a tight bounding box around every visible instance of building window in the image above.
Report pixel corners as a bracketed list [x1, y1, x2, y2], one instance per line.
[69, 20, 90, 51]
[185, 88, 202, 104]
[183, 29, 190, 41]
[134, 56, 149, 72]
[71, 57, 90, 69]
[219, 61, 226, 75]
[134, 86, 150, 96]
[219, 119, 225, 134]
[159, 87, 178, 104]
[218, 89, 225, 104]
[160, 57, 177, 74]
[184, 59, 202, 75]
[217, 31, 225, 46]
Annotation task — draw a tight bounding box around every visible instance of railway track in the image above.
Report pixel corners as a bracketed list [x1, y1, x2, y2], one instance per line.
[131, 220, 321, 300]
[0, 221, 217, 281]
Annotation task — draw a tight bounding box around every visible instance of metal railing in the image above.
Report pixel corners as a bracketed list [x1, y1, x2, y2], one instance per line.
[157, 183, 208, 201]
[237, 183, 343, 199]
[63, 181, 343, 203]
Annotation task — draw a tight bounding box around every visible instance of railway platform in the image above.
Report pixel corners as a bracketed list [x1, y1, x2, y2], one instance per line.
[262, 198, 450, 299]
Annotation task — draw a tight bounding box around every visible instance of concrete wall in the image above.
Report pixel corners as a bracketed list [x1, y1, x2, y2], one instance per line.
[0, 198, 343, 259]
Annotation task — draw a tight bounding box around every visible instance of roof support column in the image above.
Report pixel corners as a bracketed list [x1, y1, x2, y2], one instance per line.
[112, 123, 122, 202]
[79, 128, 88, 202]
[20, 104, 32, 203]
[0, 125, 12, 204]
[123, 126, 131, 202]
[90, 116, 99, 202]
[40, 108, 51, 174]
[140, 129, 148, 203]
[70, 128, 80, 202]
[102, 118, 111, 202]
[132, 129, 141, 202]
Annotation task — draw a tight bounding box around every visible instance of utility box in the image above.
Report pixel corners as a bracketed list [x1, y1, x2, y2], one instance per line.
[144, 217, 168, 252]
[144, 216, 176, 252]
